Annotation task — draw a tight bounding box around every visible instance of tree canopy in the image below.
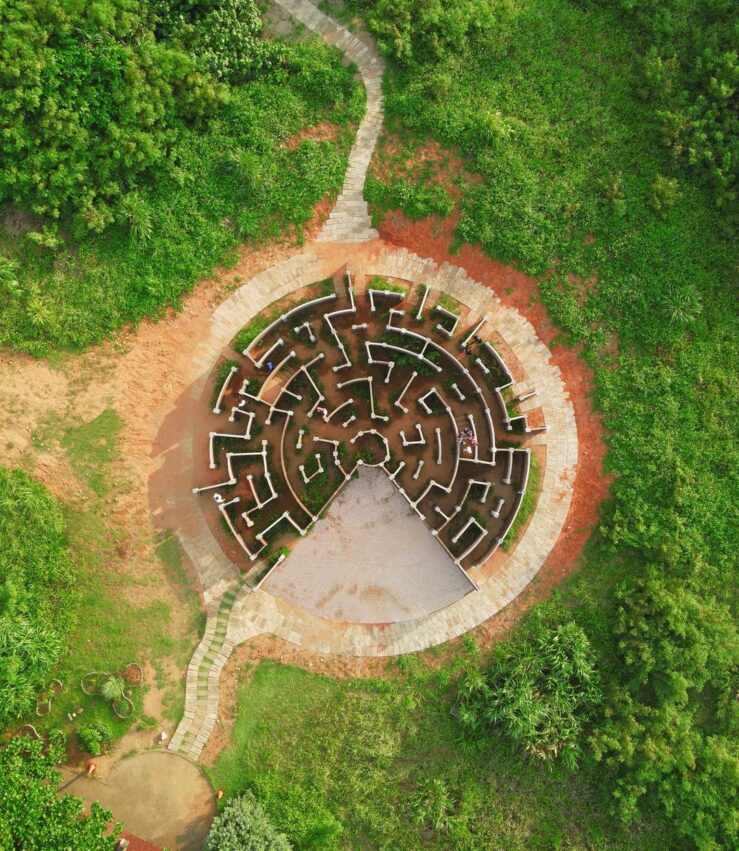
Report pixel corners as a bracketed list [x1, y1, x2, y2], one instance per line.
[0, 734, 119, 849]
[206, 791, 292, 851]
[0, 0, 225, 232]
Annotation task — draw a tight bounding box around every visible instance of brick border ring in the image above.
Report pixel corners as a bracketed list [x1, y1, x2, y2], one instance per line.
[179, 245, 577, 658]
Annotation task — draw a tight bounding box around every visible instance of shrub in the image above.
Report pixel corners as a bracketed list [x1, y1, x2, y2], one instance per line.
[78, 721, 114, 757]
[206, 791, 291, 851]
[457, 616, 602, 769]
[365, 0, 493, 65]
[648, 173, 680, 215]
[299, 470, 334, 515]
[0, 0, 223, 232]
[189, 0, 287, 84]
[234, 315, 275, 352]
[101, 675, 126, 702]
[0, 734, 118, 848]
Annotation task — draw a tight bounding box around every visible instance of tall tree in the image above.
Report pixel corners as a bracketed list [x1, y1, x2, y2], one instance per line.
[0, 734, 119, 849]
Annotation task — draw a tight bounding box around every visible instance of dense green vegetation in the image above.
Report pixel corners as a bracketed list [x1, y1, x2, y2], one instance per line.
[206, 791, 292, 851]
[0, 734, 117, 849]
[0, 0, 363, 354]
[347, 1, 738, 847]
[211, 658, 681, 849]
[0, 469, 74, 724]
[457, 613, 602, 770]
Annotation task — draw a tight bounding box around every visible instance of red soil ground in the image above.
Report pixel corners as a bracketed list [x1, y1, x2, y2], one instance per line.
[377, 210, 611, 645]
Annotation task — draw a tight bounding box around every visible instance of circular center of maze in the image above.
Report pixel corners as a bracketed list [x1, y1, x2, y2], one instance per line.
[195, 273, 539, 624]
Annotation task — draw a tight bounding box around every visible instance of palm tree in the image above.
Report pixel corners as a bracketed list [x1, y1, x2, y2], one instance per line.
[101, 675, 125, 702]
[0, 255, 21, 297]
[118, 192, 153, 243]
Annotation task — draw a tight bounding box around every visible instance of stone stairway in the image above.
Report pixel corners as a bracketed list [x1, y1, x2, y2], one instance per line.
[168, 579, 251, 760]
[273, 0, 385, 242]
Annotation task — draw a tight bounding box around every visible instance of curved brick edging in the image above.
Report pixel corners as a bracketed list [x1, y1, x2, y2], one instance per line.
[272, 0, 383, 242]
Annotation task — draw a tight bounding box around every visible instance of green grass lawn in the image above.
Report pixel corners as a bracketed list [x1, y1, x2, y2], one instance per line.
[26, 410, 203, 745]
[210, 659, 683, 850]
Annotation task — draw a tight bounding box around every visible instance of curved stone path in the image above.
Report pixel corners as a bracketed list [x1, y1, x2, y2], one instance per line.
[273, 0, 383, 242]
[169, 0, 578, 760]
[169, 579, 249, 760]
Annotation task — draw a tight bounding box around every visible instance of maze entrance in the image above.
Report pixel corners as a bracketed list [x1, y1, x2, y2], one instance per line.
[193, 270, 541, 624]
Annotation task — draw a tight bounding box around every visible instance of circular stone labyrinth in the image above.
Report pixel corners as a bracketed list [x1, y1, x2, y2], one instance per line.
[191, 265, 559, 630]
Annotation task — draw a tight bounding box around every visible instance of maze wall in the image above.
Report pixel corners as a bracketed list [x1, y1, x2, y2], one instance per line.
[193, 273, 542, 595]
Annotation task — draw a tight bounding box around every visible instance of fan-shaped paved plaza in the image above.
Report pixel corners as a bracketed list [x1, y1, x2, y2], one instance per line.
[263, 467, 475, 623]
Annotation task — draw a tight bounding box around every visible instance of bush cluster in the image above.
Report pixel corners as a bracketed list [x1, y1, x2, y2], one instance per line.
[0, 469, 74, 724]
[206, 791, 291, 851]
[0, 2, 364, 354]
[0, 734, 118, 847]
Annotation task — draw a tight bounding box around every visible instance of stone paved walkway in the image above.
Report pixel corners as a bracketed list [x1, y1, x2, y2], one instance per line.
[273, 0, 383, 242]
[168, 0, 578, 761]
[169, 579, 254, 760]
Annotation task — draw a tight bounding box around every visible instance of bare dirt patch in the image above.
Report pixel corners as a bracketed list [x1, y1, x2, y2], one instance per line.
[283, 120, 343, 149]
[371, 132, 479, 203]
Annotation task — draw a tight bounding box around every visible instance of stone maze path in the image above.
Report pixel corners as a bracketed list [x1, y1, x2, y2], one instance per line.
[196, 272, 536, 575]
[169, 0, 578, 760]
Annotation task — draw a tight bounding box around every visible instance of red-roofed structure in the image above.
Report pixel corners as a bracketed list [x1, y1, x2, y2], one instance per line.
[120, 832, 161, 851]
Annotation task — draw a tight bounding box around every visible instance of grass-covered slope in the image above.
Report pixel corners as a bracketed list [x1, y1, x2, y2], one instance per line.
[339, 1, 738, 847]
[210, 658, 681, 850]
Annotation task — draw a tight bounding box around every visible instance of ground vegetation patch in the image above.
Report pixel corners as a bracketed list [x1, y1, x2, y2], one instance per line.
[324, 1, 738, 847]
[0, 1, 364, 355]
